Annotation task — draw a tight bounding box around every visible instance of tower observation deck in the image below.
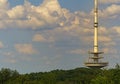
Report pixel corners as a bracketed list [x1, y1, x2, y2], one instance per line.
[84, 0, 108, 68]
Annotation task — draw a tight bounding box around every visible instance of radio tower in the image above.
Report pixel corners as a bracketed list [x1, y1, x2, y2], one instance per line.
[84, 0, 108, 68]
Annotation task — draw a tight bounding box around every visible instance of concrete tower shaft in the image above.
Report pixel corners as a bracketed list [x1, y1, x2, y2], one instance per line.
[84, 0, 108, 68]
[94, 0, 98, 53]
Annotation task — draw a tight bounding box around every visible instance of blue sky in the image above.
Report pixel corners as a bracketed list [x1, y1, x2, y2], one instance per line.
[0, 0, 120, 73]
[8, 0, 92, 11]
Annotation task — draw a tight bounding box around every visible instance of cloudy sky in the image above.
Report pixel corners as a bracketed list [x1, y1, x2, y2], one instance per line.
[0, 0, 120, 73]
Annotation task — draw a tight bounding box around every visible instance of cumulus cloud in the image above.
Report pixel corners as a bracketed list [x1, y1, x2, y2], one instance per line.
[106, 5, 120, 14]
[41, 0, 62, 14]
[7, 5, 25, 19]
[0, 0, 9, 9]
[0, 0, 119, 29]
[100, 4, 120, 19]
[0, 0, 119, 60]
[0, 0, 92, 30]
[0, 0, 64, 29]
[15, 44, 37, 54]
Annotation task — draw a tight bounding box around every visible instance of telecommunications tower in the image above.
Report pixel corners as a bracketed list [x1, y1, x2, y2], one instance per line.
[84, 0, 108, 68]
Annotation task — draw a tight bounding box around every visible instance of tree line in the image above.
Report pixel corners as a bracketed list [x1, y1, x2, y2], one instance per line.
[0, 64, 120, 84]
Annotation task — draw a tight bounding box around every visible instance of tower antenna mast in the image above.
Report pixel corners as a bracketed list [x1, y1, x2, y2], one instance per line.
[85, 0, 108, 68]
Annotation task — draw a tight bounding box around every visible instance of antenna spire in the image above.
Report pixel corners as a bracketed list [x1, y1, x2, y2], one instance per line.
[84, 0, 108, 68]
[94, 0, 98, 53]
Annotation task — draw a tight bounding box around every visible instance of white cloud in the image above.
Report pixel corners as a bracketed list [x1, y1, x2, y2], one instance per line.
[0, 41, 4, 48]
[7, 5, 25, 19]
[15, 44, 37, 54]
[105, 4, 120, 15]
[111, 26, 120, 34]
[0, 0, 9, 9]
[33, 34, 47, 42]
[0, 0, 91, 30]
[99, 4, 120, 19]
[41, 0, 62, 13]
[0, 0, 119, 63]
[0, 0, 64, 29]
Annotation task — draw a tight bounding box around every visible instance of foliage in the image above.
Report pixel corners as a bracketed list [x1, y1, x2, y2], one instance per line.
[0, 64, 120, 84]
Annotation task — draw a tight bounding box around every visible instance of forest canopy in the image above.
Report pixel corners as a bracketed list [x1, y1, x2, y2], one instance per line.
[0, 64, 120, 84]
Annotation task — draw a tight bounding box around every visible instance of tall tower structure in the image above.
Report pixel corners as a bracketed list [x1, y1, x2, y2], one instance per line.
[84, 0, 108, 68]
